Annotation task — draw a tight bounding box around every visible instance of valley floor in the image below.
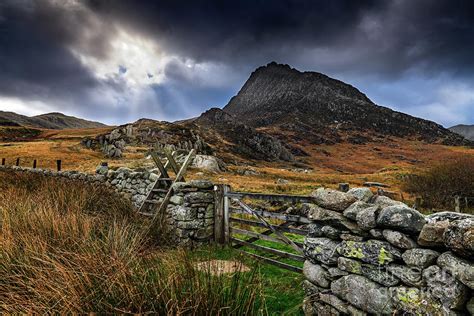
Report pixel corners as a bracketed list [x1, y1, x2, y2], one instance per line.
[1, 127, 472, 201]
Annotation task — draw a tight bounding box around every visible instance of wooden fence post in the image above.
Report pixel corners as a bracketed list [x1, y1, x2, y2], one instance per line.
[56, 160, 62, 171]
[214, 185, 225, 245]
[223, 185, 230, 244]
[33, 159, 37, 169]
[455, 196, 461, 212]
[214, 184, 230, 245]
[1, 158, 5, 165]
[15, 158, 20, 166]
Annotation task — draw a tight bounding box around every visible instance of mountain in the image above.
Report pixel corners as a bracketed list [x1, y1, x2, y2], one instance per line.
[223, 62, 469, 146]
[0, 111, 107, 129]
[449, 124, 474, 141]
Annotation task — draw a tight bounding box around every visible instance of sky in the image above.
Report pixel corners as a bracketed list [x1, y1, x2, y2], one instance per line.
[0, 0, 474, 127]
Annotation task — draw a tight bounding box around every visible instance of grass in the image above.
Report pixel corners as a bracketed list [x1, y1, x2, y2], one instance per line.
[0, 170, 269, 314]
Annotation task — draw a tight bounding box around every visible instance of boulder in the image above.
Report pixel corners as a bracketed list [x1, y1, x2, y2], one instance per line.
[437, 252, 474, 289]
[319, 293, 350, 314]
[423, 265, 470, 310]
[338, 257, 399, 286]
[376, 205, 426, 233]
[427, 211, 474, 223]
[418, 220, 449, 247]
[355, 206, 379, 230]
[331, 275, 393, 315]
[321, 225, 344, 240]
[307, 222, 324, 237]
[311, 188, 357, 211]
[467, 297, 474, 315]
[302, 280, 322, 297]
[192, 155, 224, 173]
[390, 287, 440, 315]
[386, 264, 424, 287]
[373, 195, 405, 208]
[382, 229, 417, 249]
[443, 218, 474, 259]
[303, 261, 331, 288]
[304, 237, 340, 265]
[95, 163, 109, 175]
[184, 192, 214, 204]
[369, 229, 384, 239]
[347, 187, 374, 202]
[307, 205, 365, 235]
[343, 201, 374, 220]
[401, 248, 440, 268]
[336, 240, 401, 265]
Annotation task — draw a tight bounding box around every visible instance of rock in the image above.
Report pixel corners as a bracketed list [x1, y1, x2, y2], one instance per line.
[303, 261, 331, 288]
[321, 225, 343, 240]
[467, 297, 474, 315]
[313, 302, 341, 315]
[437, 252, 474, 289]
[307, 223, 324, 237]
[276, 178, 289, 184]
[184, 192, 214, 204]
[331, 275, 393, 314]
[171, 206, 196, 221]
[373, 195, 405, 208]
[423, 265, 470, 310]
[339, 233, 364, 241]
[376, 205, 426, 233]
[369, 229, 384, 239]
[418, 220, 450, 247]
[336, 240, 401, 265]
[304, 237, 340, 265]
[173, 180, 214, 191]
[319, 293, 349, 314]
[390, 287, 440, 315]
[302, 280, 322, 297]
[311, 188, 357, 211]
[355, 206, 379, 230]
[387, 264, 424, 287]
[170, 195, 184, 205]
[402, 248, 440, 268]
[382, 229, 417, 249]
[192, 155, 223, 173]
[307, 205, 365, 235]
[347, 187, 374, 202]
[443, 218, 474, 259]
[343, 201, 374, 220]
[338, 257, 399, 287]
[95, 163, 109, 175]
[427, 211, 474, 223]
[327, 267, 349, 278]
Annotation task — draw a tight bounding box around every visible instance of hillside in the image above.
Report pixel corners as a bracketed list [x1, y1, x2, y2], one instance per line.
[450, 124, 474, 141]
[223, 62, 469, 146]
[0, 111, 107, 129]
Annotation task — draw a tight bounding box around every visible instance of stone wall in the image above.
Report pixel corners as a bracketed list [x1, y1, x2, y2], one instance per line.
[0, 165, 216, 246]
[303, 187, 473, 315]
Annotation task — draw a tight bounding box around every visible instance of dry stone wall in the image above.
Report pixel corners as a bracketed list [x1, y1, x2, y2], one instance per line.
[0, 165, 215, 246]
[303, 187, 473, 316]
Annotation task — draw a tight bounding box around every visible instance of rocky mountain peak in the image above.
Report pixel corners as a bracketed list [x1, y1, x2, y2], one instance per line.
[223, 63, 469, 146]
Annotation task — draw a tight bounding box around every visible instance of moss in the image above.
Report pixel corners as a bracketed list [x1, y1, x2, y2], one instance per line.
[344, 241, 365, 259]
[378, 247, 391, 265]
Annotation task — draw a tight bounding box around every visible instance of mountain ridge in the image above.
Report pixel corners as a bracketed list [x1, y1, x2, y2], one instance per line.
[223, 62, 469, 146]
[0, 111, 107, 129]
[449, 124, 474, 141]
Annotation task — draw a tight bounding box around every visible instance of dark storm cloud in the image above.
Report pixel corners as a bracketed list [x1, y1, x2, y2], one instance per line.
[0, 0, 473, 125]
[84, 0, 474, 77]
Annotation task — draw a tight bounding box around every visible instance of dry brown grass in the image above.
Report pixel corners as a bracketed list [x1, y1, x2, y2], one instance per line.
[0, 170, 264, 314]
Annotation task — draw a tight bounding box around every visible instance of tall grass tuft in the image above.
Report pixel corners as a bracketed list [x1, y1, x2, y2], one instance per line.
[0, 170, 265, 314]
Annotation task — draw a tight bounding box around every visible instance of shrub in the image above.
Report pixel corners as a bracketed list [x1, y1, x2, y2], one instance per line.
[0, 170, 265, 314]
[402, 156, 474, 211]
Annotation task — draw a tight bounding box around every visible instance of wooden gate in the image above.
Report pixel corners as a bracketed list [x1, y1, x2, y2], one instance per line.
[215, 186, 311, 273]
